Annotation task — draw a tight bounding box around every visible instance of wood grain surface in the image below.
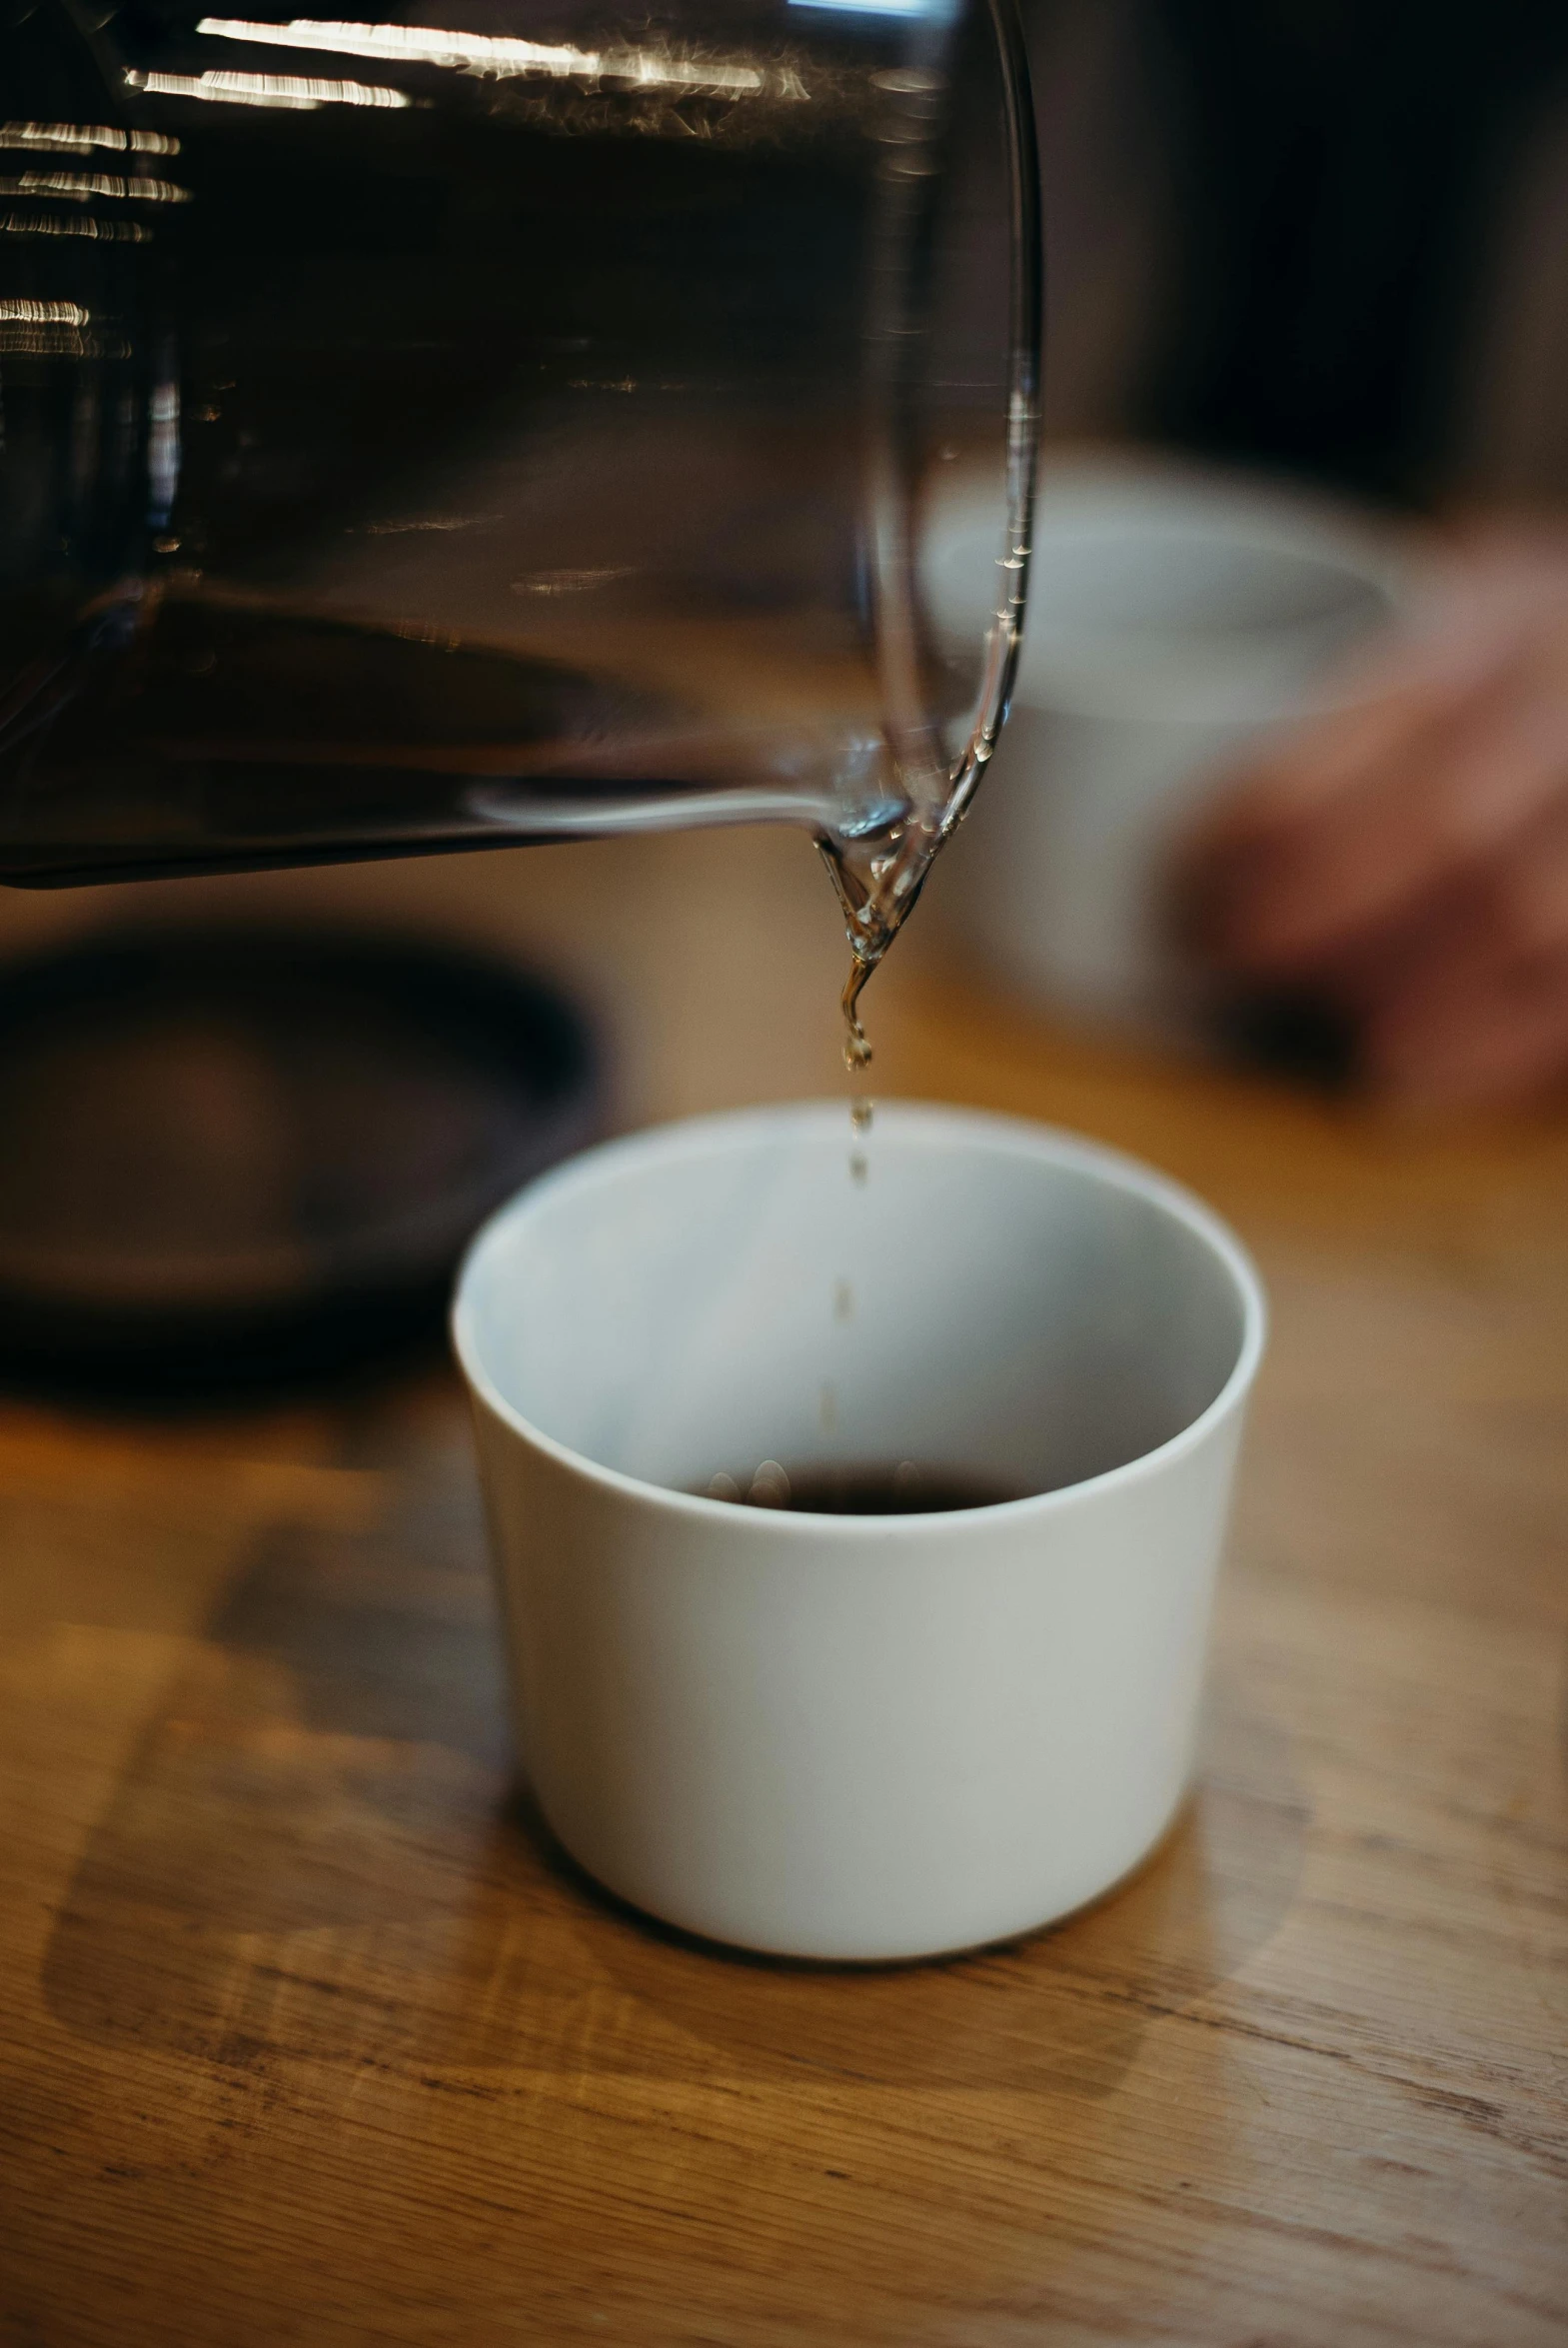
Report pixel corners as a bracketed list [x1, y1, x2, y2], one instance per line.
[0, 827, 1565, 2347]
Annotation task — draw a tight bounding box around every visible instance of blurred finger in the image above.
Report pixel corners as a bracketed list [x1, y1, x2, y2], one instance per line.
[1187, 631, 1494, 856]
[1366, 948, 1568, 1108]
[1185, 556, 1546, 856]
[1351, 807, 1568, 1104]
[1189, 620, 1568, 974]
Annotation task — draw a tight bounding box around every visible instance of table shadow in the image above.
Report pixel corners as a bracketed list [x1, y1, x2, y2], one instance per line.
[43, 1501, 1308, 2096]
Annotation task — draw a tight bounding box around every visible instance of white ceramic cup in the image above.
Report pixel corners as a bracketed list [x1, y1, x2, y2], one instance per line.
[927, 457, 1409, 1029]
[453, 1101, 1266, 1962]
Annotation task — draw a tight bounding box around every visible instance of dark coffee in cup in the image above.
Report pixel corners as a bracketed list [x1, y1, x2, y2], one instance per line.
[698, 1461, 1027, 1514]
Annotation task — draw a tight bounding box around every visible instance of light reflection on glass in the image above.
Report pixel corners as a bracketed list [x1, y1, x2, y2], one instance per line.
[0, 172, 191, 204]
[0, 304, 113, 355]
[1, 120, 180, 156]
[195, 18, 771, 95]
[0, 297, 91, 323]
[510, 567, 638, 595]
[362, 514, 503, 534]
[124, 68, 410, 110]
[148, 374, 181, 530]
[0, 212, 151, 240]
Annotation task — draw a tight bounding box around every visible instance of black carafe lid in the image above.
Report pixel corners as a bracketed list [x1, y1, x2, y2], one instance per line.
[0, 926, 600, 1398]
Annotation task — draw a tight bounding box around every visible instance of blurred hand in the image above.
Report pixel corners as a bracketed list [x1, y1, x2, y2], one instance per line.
[1180, 532, 1568, 1108]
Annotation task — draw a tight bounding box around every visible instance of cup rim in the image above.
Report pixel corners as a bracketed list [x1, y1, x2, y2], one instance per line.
[928, 457, 1410, 728]
[1018, 513, 1404, 726]
[451, 1101, 1267, 1533]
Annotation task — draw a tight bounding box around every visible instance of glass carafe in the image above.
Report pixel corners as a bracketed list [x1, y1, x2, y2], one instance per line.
[0, 0, 1038, 981]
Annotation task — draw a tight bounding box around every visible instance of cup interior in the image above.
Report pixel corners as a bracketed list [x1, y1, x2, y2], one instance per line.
[457, 1108, 1258, 1506]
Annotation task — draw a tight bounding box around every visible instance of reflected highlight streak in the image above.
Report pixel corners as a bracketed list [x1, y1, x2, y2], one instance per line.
[125, 68, 410, 110]
[1, 120, 180, 155]
[0, 173, 190, 203]
[0, 213, 150, 240]
[195, 18, 768, 93]
[0, 310, 118, 355]
[0, 298, 90, 323]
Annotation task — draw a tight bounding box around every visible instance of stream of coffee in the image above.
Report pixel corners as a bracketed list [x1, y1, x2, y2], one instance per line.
[816, 358, 1035, 1083]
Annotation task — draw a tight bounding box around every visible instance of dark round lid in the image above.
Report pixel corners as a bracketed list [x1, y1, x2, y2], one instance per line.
[0, 925, 601, 1395]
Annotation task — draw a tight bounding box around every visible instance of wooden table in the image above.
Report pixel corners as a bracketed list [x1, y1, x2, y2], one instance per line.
[1, 829, 1565, 2345]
